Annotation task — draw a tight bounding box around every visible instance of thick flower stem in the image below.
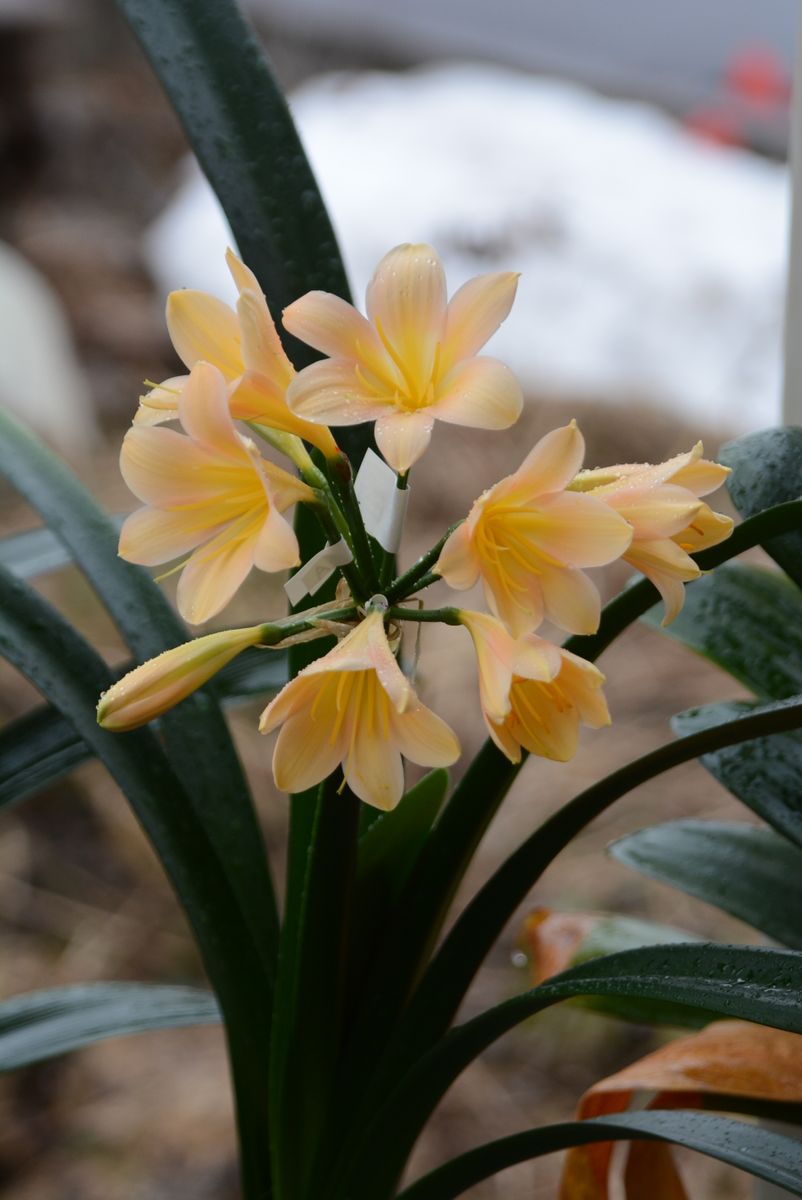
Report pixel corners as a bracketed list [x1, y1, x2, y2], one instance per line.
[386, 523, 462, 602]
[259, 605, 357, 646]
[331, 466, 382, 595]
[387, 606, 462, 626]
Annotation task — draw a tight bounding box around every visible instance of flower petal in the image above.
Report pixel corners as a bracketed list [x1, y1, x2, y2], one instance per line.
[287, 359, 391, 424]
[118, 505, 223, 566]
[441, 271, 520, 370]
[505, 422, 586, 502]
[232, 372, 340, 459]
[120, 426, 241, 507]
[433, 357, 523, 430]
[134, 376, 187, 426]
[539, 565, 601, 635]
[671, 458, 731, 497]
[392, 702, 461, 768]
[485, 567, 545, 639]
[177, 529, 257, 624]
[272, 708, 344, 794]
[558, 651, 611, 728]
[283, 289, 387, 371]
[459, 610, 517, 719]
[345, 735, 405, 811]
[530, 491, 633, 566]
[626, 538, 700, 624]
[605, 483, 702, 540]
[236, 289, 294, 388]
[259, 673, 318, 733]
[436, 521, 480, 589]
[375, 410, 435, 473]
[166, 290, 242, 378]
[251, 503, 300, 573]
[312, 612, 413, 712]
[485, 715, 523, 764]
[178, 362, 247, 460]
[366, 243, 447, 394]
[674, 506, 733, 554]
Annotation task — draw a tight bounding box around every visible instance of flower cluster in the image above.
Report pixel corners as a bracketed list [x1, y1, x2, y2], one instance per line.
[98, 244, 733, 809]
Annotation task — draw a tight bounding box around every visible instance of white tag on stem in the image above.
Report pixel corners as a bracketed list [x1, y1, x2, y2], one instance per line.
[354, 448, 409, 552]
[284, 538, 353, 606]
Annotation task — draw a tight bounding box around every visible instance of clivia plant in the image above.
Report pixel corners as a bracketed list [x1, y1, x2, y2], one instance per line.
[2, 2, 802, 1197]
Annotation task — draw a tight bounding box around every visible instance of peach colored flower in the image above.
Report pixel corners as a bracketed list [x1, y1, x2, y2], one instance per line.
[572, 442, 733, 623]
[259, 611, 459, 809]
[436, 423, 633, 637]
[97, 625, 265, 731]
[458, 610, 561, 722]
[283, 243, 523, 473]
[119, 361, 313, 625]
[136, 249, 338, 459]
[459, 609, 608, 762]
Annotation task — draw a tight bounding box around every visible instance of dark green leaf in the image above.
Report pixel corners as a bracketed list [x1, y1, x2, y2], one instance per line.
[345, 771, 450, 1013]
[611, 820, 802, 949]
[340, 943, 802, 1199]
[0, 707, 90, 808]
[0, 520, 112, 580]
[115, 0, 348, 333]
[115, 0, 373, 472]
[323, 692, 802, 1193]
[673, 700, 802, 850]
[395, 1111, 802, 1200]
[563, 913, 707, 1028]
[0, 983, 219, 1070]
[721, 427, 802, 587]
[0, 407, 278, 986]
[0, 564, 272, 1153]
[356, 769, 450, 907]
[643, 565, 802, 700]
[269, 778, 359, 1199]
[0, 650, 287, 810]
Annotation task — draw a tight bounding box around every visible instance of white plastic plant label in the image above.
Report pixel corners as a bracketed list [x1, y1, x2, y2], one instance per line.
[354, 448, 409, 553]
[284, 538, 354, 606]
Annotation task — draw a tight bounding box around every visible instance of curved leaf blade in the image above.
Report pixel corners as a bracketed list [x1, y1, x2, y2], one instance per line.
[674, 701, 802, 851]
[643, 565, 802, 700]
[611, 820, 802, 949]
[721, 427, 802, 587]
[0, 406, 278, 977]
[341, 944, 802, 1199]
[0, 983, 219, 1070]
[395, 1111, 802, 1200]
[335, 694, 802, 1169]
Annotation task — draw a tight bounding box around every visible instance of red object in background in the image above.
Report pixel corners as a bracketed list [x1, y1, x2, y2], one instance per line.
[726, 46, 791, 109]
[683, 106, 743, 147]
[684, 44, 790, 149]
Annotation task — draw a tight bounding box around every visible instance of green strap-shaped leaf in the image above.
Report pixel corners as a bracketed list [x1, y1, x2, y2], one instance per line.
[338, 943, 802, 1199]
[0, 564, 272, 1189]
[0, 520, 115, 580]
[318, 502, 802, 1180]
[0, 707, 91, 808]
[321, 693, 802, 1191]
[115, 0, 349, 337]
[555, 913, 707, 1028]
[673, 700, 802, 849]
[643, 564, 802, 700]
[395, 1111, 802, 1200]
[269, 778, 359, 1199]
[0, 649, 287, 810]
[611, 820, 802, 949]
[345, 770, 450, 1011]
[721, 427, 802, 587]
[0, 407, 278, 983]
[0, 983, 220, 1070]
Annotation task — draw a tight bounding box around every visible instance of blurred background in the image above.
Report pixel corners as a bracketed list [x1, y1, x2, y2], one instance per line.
[0, 0, 794, 1195]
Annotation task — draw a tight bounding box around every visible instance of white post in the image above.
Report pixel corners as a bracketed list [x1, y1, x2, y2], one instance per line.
[782, 1, 802, 425]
